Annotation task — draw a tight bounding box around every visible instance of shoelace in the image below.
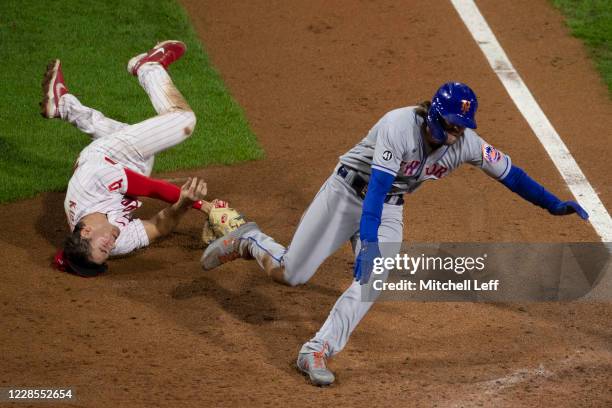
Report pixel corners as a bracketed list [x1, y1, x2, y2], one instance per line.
[312, 350, 327, 369]
[311, 342, 330, 369]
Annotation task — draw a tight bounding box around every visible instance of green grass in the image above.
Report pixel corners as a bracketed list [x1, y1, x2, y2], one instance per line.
[552, 0, 612, 94]
[0, 0, 263, 203]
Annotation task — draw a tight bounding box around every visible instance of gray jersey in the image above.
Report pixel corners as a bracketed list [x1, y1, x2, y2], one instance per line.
[339, 106, 511, 194]
[207, 105, 516, 363]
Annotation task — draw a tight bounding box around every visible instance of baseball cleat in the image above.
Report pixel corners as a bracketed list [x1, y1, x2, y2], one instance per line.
[40, 59, 69, 118]
[200, 222, 260, 270]
[127, 40, 186, 76]
[297, 350, 336, 386]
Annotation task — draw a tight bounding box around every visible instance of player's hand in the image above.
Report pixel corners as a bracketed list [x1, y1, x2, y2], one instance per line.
[549, 200, 589, 220]
[178, 177, 207, 207]
[353, 240, 381, 285]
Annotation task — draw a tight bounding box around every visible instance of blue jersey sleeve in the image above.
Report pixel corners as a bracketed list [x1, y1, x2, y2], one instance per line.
[500, 165, 561, 211]
[359, 168, 396, 242]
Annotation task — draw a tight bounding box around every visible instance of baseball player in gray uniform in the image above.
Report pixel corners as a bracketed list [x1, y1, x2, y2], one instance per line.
[201, 82, 588, 386]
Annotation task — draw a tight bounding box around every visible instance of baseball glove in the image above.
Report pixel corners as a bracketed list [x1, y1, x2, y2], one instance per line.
[201, 200, 247, 245]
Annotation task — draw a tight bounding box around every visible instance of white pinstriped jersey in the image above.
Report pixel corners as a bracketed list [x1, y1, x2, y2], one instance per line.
[58, 59, 199, 258]
[339, 106, 512, 194]
[64, 149, 149, 256]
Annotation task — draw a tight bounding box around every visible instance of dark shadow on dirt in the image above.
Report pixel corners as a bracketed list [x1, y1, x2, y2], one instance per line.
[35, 192, 68, 247]
[170, 274, 280, 325]
[189, 274, 346, 373]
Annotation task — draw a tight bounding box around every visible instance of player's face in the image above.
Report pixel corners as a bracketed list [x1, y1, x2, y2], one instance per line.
[81, 222, 120, 264]
[442, 119, 466, 145]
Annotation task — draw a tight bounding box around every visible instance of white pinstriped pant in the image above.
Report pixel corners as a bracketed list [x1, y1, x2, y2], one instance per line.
[59, 64, 196, 175]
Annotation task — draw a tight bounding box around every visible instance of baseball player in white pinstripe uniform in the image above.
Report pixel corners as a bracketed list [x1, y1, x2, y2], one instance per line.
[41, 40, 209, 277]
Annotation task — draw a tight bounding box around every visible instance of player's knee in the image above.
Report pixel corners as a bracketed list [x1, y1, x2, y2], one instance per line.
[284, 275, 304, 287]
[180, 111, 196, 137]
[281, 258, 316, 286]
[283, 270, 310, 287]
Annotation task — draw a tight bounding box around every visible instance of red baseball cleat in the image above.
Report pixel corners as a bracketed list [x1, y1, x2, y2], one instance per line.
[127, 40, 186, 76]
[40, 59, 69, 118]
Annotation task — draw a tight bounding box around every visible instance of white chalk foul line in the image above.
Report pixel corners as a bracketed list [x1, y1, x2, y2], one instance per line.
[450, 0, 612, 243]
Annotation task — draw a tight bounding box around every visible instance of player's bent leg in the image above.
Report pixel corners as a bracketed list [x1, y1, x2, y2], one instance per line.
[200, 222, 264, 270]
[121, 49, 195, 162]
[281, 175, 362, 286]
[86, 41, 194, 174]
[238, 231, 287, 280]
[305, 204, 402, 354]
[295, 281, 367, 387]
[301, 280, 373, 354]
[200, 221, 292, 285]
[58, 94, 128, 140]
[297, 203, 403, 385]
[107, 109, 196, 174]
[40, 60, 128, 140]
[135, 56, 191, 115]
[200, 174, 360, 287]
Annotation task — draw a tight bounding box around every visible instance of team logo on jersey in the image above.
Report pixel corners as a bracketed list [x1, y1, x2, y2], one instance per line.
[382, 150, 393, 161]
[461, 100, 471, 114]
[401, 160, 421, 176]
[425, 163, 448, 178]
[482, 144, 503, 163]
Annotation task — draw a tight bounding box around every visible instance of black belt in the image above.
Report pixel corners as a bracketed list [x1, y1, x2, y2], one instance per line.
[337, 165, 404, 205]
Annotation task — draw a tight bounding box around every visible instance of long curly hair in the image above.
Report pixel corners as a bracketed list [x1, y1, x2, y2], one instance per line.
[414, 100, 431, 120]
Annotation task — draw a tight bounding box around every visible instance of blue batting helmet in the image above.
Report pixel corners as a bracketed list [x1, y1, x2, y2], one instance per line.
[426, 82, 478, 143]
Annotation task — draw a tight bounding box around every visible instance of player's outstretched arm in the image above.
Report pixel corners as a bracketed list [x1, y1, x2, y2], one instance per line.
[499, 165, 589, 220]
[143, 177, 208, 242]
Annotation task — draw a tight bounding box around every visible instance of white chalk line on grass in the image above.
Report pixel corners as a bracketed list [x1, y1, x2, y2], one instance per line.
[450, 0, 612, 243]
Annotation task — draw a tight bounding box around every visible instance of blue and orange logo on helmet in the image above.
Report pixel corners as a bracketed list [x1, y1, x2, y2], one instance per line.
[482, 144, 503, 163]
[460, 99, 471, 114]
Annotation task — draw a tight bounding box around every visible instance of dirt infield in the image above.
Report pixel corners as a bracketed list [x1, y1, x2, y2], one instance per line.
[1, 0, 611, 407]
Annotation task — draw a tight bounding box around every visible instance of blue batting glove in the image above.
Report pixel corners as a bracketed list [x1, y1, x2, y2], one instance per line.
[354, 240, 381, 285]
[549, 201, 589, 220]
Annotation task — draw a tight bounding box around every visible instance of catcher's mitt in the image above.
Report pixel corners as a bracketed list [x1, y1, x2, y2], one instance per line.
[201, 200, 247, 245]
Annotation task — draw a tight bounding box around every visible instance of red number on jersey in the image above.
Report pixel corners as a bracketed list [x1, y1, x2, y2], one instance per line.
[108, 179, 123, 192]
